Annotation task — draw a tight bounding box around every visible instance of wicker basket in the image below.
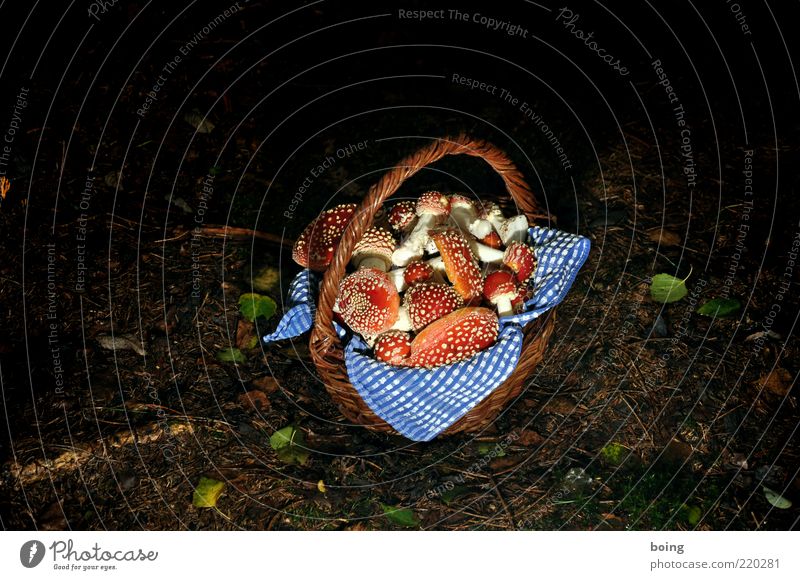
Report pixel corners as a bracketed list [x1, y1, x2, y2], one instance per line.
[309, 134, 556, 435]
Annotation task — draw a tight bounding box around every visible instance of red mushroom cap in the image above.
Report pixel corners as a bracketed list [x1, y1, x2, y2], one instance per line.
[388, 201, 417, 233]
[448, 193, 474, 209]
[481, 231, 503, 249]
[352, 227, 396, 270]
[431, 228, 483, 303]
[503, 242, 537, 282]
[292, 203, 357, 271]
[403, 282, 464, 331]
[408, 307, 499, 368]
[403, 260, 434, 287]
[483, 270, 517, 316]
[374, 330, 412, 365]
[416, 191, 451, 217]
[337, 268, 400, 338]
[483, 270, 517, 301]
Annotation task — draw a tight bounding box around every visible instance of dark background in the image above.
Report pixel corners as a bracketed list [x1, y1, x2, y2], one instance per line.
[0, 1, 797, 530]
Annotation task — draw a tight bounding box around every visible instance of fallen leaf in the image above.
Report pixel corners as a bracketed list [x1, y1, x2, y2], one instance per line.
[745, 330, 781, 343]
[440, 485, 471, 505]
[252, 266, 281, 293]
[217, 347, 246, 363]
[237, 390, 270, 412]
[269, 426, 310, 465]
[650, 273, 689, 304]
[236, 319, 254, 349]
[763, 486, 792, 509]
[489, 455, 523, 471]
[380, 503, 419, 528]
[758, 368, 793, 396]
[238, 293, 277, 322]
[317, 480, 327, 493]
[516, 429, 544, 446]
[478, 442, 505, 457]
[183, 111, 215, 133]
[251, 376, 280, 394]
[648, 229, 682, 246]
[697, 298, 740, 317]
[683, 504, 702, 525]
[600, 442, 628, 465]
[97, 334, 146, 356]
[192, 476, 225, 508]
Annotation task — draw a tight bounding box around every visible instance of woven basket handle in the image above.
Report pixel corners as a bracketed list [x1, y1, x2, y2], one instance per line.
[313, 134, 545, 347]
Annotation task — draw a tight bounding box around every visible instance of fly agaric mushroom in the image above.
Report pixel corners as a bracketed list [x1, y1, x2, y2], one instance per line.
[374, 330, 411, 365]
[482, 202, 529, 245]
[337, 268, 399, 338]
[351, 227, 395, 271]
[392, 191, 450, 266]
[404, 282, 464, 331]
[431, 228, 483, 303]
[481, 231, 503, 249]
[468, 202, 495, 240]
[292, 203, 357, 271]
[483, 270, 517, 317]
[408, 307, 499, 368]
[503, 242, 537, 283]
[448, 194, 477, 235]
[403, 260, 434, 286]
[388, 201, 417, 234]
[388, 255, 446, 292]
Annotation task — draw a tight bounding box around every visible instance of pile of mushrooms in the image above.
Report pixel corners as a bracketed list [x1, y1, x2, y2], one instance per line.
[292, 192, 537, 369]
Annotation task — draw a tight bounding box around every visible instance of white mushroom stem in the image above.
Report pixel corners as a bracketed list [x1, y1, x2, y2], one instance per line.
[388, 256, 445, 292]
[390, 306, 412, 332]
[498, 215, 529, 245]
[468, 218, 494, 240]
[352, 256, 390, 271]
[493, 296, 514, 317]
[485, 206, 529, 245]
[392, 213, 439, 266]
[471, 242, 505, 264]
[450, 203, 477, 236]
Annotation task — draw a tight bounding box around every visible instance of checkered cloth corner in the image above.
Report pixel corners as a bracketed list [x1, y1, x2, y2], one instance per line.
[263, 226, 590, 441]
[261, 269, 321, 343]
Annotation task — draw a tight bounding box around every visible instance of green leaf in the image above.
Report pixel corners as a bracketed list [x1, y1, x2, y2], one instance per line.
[763, 486, 792, 509]
[217, 347, 246, 363]
[269, 426, 310, 465]
[380, 503, 420, 528]
[650, 273, 688, 304]
[478, 442, 505, 457]
[238, 293, 277, 322]
[697, 298, 740, 318]
[440, 486, 470, 505]
[245, 335, 259, 350]
[682, 504, 702, 525]
[193, 476, 225, 508]
[600, 442, 627, 465]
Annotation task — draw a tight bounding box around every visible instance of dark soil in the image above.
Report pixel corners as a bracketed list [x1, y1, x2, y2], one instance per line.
[1, 1, 798, 530]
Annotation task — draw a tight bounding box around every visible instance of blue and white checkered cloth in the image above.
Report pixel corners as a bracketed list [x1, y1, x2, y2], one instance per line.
[264, 226, 590, 441]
